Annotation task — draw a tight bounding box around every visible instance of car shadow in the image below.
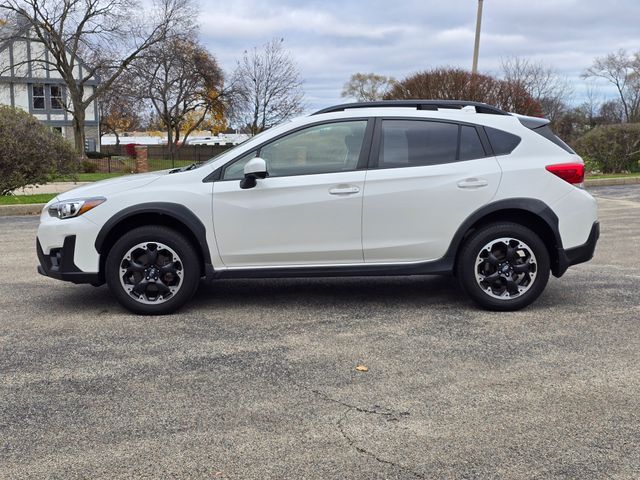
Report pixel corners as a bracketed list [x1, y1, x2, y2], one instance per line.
[46, 274, 569, 316]
[188, 274, 464, 310]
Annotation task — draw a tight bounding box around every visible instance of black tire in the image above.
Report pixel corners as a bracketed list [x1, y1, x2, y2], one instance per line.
[456, 222, 550, 311]
[105, 225, 201, 315]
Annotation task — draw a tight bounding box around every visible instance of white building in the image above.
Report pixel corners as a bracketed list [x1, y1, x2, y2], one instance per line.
[186, 133, 251, 145]
[0, 22, 100, 151]
[100, 133, 251, 146]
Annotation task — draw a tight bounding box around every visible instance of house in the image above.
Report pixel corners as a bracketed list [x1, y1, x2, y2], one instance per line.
[0, 21, 100, 151]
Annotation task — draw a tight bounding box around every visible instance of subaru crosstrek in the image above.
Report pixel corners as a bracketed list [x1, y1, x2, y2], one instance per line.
[37, 100, 599, 314]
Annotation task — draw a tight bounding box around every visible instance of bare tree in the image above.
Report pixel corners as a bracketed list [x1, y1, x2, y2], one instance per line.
[500, 57, 572, 123]
[131, 35, 224, 158]
[231, 38, 304, 135]
[597, 100, 625, 124]
[581, 80, 602, 126]
[0, 0, 195, 156]
[341, 73, 396, 101]
[583, 49, 640, 122]
[99, 70, 144, 146]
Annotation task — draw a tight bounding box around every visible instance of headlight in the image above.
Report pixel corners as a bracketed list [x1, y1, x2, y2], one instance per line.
[48, 197, 106, 219]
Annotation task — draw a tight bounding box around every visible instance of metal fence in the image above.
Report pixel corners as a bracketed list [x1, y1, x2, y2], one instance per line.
[94, 144, 235, 172]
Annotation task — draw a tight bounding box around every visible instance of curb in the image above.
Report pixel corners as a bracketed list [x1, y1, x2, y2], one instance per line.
[0, 177, 638, 217]
[0, 203, 46, 216]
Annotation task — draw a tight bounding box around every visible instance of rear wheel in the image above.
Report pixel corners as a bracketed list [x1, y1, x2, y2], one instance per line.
[456, 222, 550, 311]
[105, 226, 201, 315]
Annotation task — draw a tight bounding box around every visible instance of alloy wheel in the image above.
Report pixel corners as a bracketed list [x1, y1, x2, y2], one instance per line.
[475, 237, 538, 300]
[119, 242, 184, 304]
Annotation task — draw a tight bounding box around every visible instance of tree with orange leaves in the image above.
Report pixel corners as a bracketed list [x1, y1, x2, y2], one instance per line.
[131, 34, 226, 157]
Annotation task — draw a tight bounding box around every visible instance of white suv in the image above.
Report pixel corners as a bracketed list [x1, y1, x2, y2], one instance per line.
[37, 100, 599, 314]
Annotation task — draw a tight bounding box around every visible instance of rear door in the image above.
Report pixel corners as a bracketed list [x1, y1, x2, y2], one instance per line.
[362, 119, 502, 263]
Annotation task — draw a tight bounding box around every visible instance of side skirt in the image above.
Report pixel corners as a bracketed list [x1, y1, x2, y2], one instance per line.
[211, 258, 455, 279]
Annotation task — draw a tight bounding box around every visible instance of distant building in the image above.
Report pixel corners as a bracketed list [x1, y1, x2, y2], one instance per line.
[100, 135, 165, 146]
[186, 133, 251, 145]
[100, 132, 251, 146]
[0, 21, 100, 151]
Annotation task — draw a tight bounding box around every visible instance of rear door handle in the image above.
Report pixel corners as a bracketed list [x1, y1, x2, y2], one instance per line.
[328, 185, 360, 195]
[457, 178, 489, 189]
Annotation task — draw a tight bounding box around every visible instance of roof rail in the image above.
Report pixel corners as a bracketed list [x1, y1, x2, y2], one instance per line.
[312, 100, 510, 116]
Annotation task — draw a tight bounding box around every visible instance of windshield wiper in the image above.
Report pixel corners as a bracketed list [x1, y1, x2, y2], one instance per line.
[169, 163, 198, 174]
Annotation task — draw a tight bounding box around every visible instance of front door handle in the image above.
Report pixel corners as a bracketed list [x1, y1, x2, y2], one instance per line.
[457, 178, 489, 189]
[328, 185, 360, 195]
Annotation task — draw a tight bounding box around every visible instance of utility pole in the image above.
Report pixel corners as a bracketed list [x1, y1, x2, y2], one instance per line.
[472, 0, 484, 74]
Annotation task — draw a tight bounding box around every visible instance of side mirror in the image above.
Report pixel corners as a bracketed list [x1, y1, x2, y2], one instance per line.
[240, 157, 268, 189]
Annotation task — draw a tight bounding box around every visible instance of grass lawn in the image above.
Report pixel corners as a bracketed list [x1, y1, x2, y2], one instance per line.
[0, 193, 57, 205]
[52, 159, 194, 183]
[54, 172, 128, 182]
[75, 172, 128, 181]
[586, 172, 640, 179]
[148, 158, 194, 170]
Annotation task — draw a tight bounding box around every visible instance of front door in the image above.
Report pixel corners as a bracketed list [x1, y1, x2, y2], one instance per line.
[213, 120, 371, 267]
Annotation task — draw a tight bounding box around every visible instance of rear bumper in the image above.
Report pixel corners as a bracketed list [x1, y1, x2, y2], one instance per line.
[554, 221, 600, 277]
[37, 236, 102, 285]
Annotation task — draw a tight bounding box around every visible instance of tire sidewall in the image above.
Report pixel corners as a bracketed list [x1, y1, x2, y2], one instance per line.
[457, 223, 550, 311]
[105, 226, 201, 315]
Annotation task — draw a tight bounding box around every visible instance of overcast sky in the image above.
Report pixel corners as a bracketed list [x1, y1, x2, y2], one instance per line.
[198, 0, 640, 112]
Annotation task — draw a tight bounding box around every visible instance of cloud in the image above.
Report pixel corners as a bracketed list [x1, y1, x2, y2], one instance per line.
[198, 0, 640, 111]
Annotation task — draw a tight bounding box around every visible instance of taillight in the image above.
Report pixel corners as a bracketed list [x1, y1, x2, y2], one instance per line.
[545, 163, 584, 185]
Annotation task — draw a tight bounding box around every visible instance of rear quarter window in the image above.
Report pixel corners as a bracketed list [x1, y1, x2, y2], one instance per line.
[533, 125, 576, 154]
[484, 127, 521, 156]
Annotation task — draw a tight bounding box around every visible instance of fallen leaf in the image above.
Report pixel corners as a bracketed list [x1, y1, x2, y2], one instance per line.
[355, 364, 369, 372]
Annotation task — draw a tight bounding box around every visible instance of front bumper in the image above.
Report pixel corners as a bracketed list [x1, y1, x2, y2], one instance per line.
[554, 221, 600, 277]
[37, 236, 102, 285]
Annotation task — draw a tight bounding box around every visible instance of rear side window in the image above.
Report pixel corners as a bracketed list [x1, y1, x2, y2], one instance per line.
[379, 120, 458, 168]
[533, 125, 575, 154]
[484, 127, 521, 155]
[378, 120, 488, 168]
[459, 126, 486, 161]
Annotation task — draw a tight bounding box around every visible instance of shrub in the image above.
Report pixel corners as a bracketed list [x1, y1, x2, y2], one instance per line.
[86, 150, 110, 159]
[81, 160, 99, 173]
[0, 106, 77, 195]
[573, 123, 640, 173]
[384, 68, 543, 117]
[123, 143, 140, 158]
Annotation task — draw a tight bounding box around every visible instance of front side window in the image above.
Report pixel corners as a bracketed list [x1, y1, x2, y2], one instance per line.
[259, 121, 367, 177]
[32, 84, 45, 110]
[50, 85, 64, 110]
[222, 150, 257, 180]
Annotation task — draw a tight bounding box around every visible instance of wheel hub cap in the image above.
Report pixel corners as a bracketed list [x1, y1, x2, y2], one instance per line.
[119, 242, 184, 305]
[475, 237, 537, 300]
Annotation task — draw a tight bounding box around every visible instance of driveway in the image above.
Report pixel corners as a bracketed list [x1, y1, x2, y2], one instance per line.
[1, 186, 639, 479]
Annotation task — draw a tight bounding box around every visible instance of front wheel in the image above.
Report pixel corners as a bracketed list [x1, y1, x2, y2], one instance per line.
[456, 222, 550, 311]
[105, 226, 201, 315]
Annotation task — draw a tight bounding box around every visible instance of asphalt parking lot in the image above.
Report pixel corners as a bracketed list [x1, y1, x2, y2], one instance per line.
[1, 185, 639, 479]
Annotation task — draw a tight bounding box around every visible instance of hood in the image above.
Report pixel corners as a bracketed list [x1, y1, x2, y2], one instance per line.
[56, 171, 167, 201]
